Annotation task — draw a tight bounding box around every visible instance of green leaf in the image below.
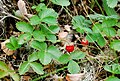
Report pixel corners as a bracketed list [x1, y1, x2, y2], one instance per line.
[18, 33, 32, 44]
[51, 0, 70, 6]
[102, 19, 117, 27]
[96, 33, 106, 47]
[110, 40, 120, 51]
[88, 14, 119, 21]
[106, 0, 118, 8]
[38, 8, 58, 25]
[31, 5, 36, 9]
[9, 71, 20, 81]
[19, 61, 30, 75]
[76, 28, 84, 33]
[68, 60, 80, 74]
[49, 25, 60, 33]
[0, 70, 9, 78]
[116, 22, 120, 28]
[16, 22, 33, 33]
[30, 62, 44, 74]
[117, 29, 120, 36]
[41, 17, 57, 25]
[86, 33, 106, 47]
[103, 27, 116, 37]
[88, 14, 105, 20]
[104, 64, 120, 74]
[70, 51, 86, 60]
[40, 24, 53, 34]
[33, 30, 45, 42]
[30, 40, 47, 51]
[9, 36, 19, 49]
[30, 15, 41, 25]
[6, 43, 16, 50]
[92, 23, 102, 33]
[40, 0, 45, 2]
[38, 51, 52, 65]
[0, 61, 9, 71]
[72, 15, 85, 29]
[28, 52, 39, 62]
[58, 54, 71, 64]
[72, 15, 91, 33]
[102, 0, 117, 16]
[83, 27, 92, 33]
[46, 34, 57, 43]
[35, 3, 47, 12]
[105, 76, 120, 81]
[86, 33, 97, 42]
[47, 46, 62, 59]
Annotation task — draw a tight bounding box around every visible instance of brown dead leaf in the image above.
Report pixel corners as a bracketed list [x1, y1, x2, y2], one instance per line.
[53, 74, 63, 81]
[66, 73, 85, 81]
[64, 25, 71, 31]
[1, 39, 15, 56]
[58, 31, 68, 40]
[17, 0, 27, 15]
[21, 76, 31, 81]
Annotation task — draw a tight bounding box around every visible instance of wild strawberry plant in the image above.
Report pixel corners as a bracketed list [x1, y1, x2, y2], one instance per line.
[1, 0, 86, 80]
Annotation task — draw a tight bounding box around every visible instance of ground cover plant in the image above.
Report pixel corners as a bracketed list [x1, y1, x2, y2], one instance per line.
[0, 0, 120, 81]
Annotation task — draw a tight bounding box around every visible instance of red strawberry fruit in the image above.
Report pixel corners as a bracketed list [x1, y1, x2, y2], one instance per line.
[66, 45, 74, 52]
[81, 39, 88, 46]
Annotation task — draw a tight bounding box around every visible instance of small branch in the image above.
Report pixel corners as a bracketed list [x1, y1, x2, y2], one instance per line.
[0, 11, 21, 22]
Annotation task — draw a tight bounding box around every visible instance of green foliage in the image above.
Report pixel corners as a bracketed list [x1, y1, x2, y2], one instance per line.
[38, 45, 62, 65]
[110, 40, 120, 51]
[72, 15, 92, 33]
[30, 15, 41, 25]
[88, 14, 120, 22]
[28, 52, 39, 62]
[0, 61, 19, 81]
[38, 51, 52, 65]
[38, 8, 58, 25]
[58, 54, 70, 64]
[104, 64, 120, 74]
[86, 33, 106, 47]
[30, 41, 47, 51]
[105, 76, 120, 81]
[18, 33, 32, 44]
[33, 30, 45, 42]
[106, 0, 118, 8]
[68, 60, 80, 74]
[19, 61, 44, 75]
[5, 0, 120, 79]
[47, 46, 62, 59]
[32, 3, 47, 12]
[59, 50, 85, 73]
[30, 62, 44, 74]
[70, 51, 86, 60]
[40, 24, 58, 43]
[50, 0, 70, 6]
[6, 36, 20, 50]
[16, 22, 33, 33]
[102, 0, 117, 16]
[19, 61, 30, 75]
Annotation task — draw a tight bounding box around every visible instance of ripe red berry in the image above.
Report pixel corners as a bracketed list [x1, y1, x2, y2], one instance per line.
[81, 39, 88, 46]
[66, 45, 74, 52]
